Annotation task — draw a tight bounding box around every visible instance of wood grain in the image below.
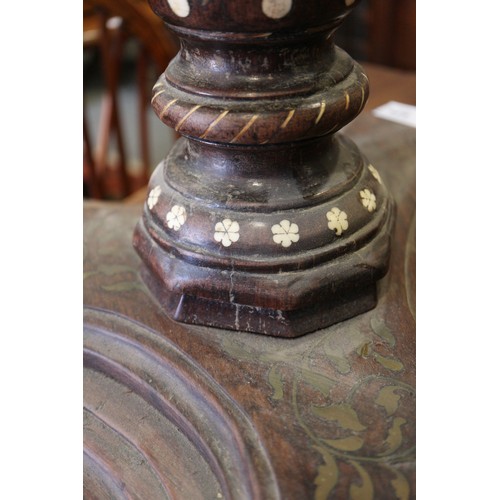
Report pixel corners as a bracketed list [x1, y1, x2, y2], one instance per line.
[84, 111, 415, 498]
[131, 1, 399, 335]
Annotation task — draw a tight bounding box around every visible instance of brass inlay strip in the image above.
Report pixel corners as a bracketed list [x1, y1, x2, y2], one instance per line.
[358, 86, 365, 113]
[230, 115, 259, 143]
[175, 104, 202, 132]
[314, 101, 326, 125]
[280, 109, 295, 129]
[344, 92, 350, 110]
[160, 99, 178, 118]
[151, 89, 165, 103]
[200, 110, 229, 139]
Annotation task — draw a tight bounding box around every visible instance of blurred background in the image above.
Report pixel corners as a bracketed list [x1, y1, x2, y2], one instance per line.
[83, 0, 415, 200]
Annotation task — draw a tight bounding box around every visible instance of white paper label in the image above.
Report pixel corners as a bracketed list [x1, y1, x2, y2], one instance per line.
[372, 101, 416, 128]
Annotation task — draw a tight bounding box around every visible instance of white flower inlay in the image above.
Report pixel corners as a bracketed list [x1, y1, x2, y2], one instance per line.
[166, 205, 187, 231]
[167, 0, 190, 18]
[360, 189, 377, 212]
[262, 0, 292, 19]
[368, 164, 382, 184]
[214, 219, 240, 247]
[147, 185, 161, 210]
[326, 208, 349, 235]
[272, 220, 299, 248]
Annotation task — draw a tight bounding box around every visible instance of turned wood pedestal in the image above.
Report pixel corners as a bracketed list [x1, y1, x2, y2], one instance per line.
[132, 0, 395, 336]
[84, 101, 416, 498]
[84, 0, 414, 497]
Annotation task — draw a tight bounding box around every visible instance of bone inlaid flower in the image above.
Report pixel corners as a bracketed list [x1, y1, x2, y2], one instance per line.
[272, 220, 300, 247]
[147, 185, 161, 210]
[214, 219, 240, 247]
[166, 205, 187, 231]
[368, 164, 382, 184]
[326, 208, 349, 235]
[360, 189, 377, 212]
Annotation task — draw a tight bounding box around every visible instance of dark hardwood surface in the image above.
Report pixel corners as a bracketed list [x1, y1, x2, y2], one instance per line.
[84, 66, 415, 499]
[125, 61, 415, 206]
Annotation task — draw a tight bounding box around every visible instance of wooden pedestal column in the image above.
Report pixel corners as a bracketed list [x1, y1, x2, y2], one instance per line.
[133, 0, 395, 336]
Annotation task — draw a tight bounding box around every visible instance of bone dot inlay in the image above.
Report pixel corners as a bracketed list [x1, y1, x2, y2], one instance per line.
[167, 0, 190, 17]
[262, 0, 292, 19]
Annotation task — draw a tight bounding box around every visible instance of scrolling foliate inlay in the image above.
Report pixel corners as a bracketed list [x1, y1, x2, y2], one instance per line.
[219, 313, 414, 500]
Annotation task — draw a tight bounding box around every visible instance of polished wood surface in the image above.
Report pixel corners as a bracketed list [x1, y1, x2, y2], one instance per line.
[359, 63, 416, 111]
[132, 1, 400, 335]
[368, 0, 416, 70]
[125, 62, 415, 205]
[84, 58, 415, 495]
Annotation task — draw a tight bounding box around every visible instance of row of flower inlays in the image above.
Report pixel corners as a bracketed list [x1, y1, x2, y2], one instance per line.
[147, 165, 382, 248]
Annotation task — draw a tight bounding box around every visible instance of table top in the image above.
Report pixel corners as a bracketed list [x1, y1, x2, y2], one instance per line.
[84, 64, 415, 499]
[358, 63, 416, 112]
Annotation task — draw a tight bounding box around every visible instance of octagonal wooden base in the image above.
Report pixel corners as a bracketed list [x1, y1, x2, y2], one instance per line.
[133, 134, 395, 337]
[140, 268, 379, 337]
